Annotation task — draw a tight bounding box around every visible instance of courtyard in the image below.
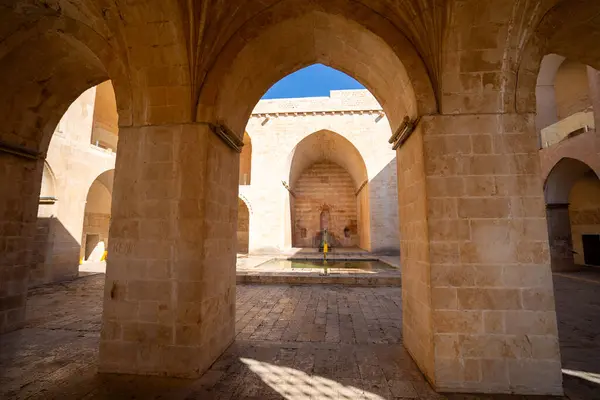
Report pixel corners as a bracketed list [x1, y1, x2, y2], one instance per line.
[1, 271, 598, 399]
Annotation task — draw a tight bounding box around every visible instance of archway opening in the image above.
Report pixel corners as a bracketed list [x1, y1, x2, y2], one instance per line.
[569, 170, 600, 267]
[30, 82, 118, 286]
[196, 0, 438, 375]
[545, 158, 600, 270]
[196, 1, 437, 387]
[81, 170, 114, 263]
[287, 130, 369, 250]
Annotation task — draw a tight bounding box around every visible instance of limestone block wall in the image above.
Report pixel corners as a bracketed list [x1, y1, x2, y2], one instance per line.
[99, 124, 237, 378]
[0, 155, 42, 333]
[30, 86, 116, 287]
[407, 114, 562, 394]
[569, 176, 600, 265]
[242, 90, 399, 253]
[292, 161, 358, 247]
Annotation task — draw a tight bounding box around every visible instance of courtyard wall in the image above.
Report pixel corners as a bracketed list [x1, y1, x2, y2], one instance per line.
[241, 90, 400, 253]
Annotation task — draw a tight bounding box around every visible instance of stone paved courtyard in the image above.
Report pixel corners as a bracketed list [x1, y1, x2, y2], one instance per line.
[0, 272, 599, 399]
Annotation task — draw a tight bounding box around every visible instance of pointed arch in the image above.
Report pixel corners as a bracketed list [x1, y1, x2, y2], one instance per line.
[197, 1, 437, 138]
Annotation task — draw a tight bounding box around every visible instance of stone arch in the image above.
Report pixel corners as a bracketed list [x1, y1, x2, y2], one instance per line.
[81, 169, 114, 262]
[238, 194, 253, 215]
[237, 196, 251, 254]
[196, 0, 437, 137]
[239, 132, 252, 185]
[544, 158, 600, 271]
[285, 130, 368, 188]
[0, 14, 131, 155]
[284, 130, 370, 250]
[516, 0, 600, 114]
[545, 158, 599, 205]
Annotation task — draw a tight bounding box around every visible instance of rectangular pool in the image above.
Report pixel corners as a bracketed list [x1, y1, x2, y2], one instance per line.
[258, 259, 394, 271]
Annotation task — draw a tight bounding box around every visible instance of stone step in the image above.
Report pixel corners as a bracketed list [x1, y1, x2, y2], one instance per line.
[236, 273, 401, 286]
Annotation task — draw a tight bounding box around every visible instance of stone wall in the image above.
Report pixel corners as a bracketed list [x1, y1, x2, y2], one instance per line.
[0, 155, 42, 333]
[292, 161, 358, 248]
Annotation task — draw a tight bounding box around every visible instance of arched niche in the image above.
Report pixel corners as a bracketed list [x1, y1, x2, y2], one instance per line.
[284, 130, 369, 250]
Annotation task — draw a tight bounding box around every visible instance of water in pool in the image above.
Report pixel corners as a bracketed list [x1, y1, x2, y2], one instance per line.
[258, 259, 393, 270]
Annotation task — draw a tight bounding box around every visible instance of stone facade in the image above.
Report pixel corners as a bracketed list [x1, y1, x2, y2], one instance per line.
[242, 90, 400, 254]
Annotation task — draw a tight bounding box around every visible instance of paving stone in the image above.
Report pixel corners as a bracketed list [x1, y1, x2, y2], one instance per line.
[1, 273, 599, 398]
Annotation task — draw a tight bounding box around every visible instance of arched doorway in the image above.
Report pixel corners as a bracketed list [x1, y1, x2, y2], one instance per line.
[237, 197, 250, 254]
[285, 130, 369, 250]
[81, 170, 114, 263]
[193, 3, 438, 389]
[545, 157, 600, 270]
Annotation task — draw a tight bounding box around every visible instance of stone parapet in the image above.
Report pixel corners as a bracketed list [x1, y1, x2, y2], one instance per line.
[252, 90, 383, 115]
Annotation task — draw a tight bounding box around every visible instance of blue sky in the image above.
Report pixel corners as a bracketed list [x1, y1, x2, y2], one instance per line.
[262, 64, 365, 99]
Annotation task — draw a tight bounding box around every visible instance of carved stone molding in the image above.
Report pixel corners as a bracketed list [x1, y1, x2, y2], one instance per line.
[208, 123, 244, 153]
[389, 116, 421, 150]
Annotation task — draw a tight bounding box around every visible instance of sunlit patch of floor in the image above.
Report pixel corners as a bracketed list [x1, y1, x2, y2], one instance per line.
[562, 369, 600, 385]
[241, 357, 410, 399]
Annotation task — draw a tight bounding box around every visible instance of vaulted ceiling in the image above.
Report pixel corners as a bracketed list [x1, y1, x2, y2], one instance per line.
[0, 0, 597, 149]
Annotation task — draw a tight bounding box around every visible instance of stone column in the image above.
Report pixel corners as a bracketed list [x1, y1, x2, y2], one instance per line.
[98, 123, 238, 377]
[397, 113, 562, 395]
[546, 203, 577, 272]
[0, 153, 42, 333]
